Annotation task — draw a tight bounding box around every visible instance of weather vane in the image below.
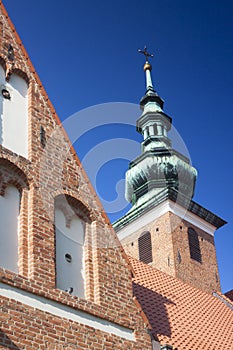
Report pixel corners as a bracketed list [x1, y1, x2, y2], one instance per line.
[138, 46, 154, 62]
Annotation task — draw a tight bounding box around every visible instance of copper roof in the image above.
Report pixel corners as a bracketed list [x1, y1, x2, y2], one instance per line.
[129, 256, 233, 350]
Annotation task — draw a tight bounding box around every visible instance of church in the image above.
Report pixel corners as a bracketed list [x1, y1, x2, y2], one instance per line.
[0, 1, 232, 349]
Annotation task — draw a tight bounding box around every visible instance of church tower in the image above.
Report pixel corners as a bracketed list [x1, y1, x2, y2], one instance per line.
[113, 47, 226, 294]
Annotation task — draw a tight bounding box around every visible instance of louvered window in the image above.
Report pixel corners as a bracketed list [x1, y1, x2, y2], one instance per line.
[138, 231, 152, 264]
[188, 227, 202, 263]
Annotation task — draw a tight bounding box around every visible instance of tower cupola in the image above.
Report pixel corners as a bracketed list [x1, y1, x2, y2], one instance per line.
[125, 47, 197, 208]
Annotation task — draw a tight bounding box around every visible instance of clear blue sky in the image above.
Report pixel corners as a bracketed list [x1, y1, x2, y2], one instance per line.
[3, 0, 233, 293]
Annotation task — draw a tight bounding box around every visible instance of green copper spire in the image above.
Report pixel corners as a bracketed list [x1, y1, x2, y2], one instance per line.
[137, 46, 171, 151]
[138, 46, 164, 110]
[138, 46, 155, 94]
[123, 48, 197, 208]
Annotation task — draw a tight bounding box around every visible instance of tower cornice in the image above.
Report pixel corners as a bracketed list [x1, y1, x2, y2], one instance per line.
[113, 188, 226, 233]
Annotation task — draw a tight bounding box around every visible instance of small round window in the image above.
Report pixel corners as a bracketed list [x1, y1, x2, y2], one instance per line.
[2, 88, 11, 100]
[65, 253, 72, 263]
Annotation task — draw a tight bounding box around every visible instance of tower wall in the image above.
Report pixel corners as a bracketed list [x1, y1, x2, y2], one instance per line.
[121, 212, 176, 278]
[120, 209, 220, 293]
[170, 213, 220, 292]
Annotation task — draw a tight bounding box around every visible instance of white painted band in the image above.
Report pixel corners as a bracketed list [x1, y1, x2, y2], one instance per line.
[118, 199, 216, 240]
[0, 282, 135, 341]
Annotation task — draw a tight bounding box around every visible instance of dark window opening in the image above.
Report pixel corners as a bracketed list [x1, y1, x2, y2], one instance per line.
[65, 253, 72, 263]
[188, 227, 202, 263]
[2, 88, 11, 100]
[138, 231, 152, 264]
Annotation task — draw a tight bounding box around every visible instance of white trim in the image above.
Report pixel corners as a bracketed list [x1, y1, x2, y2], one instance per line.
[0, 283, 135, 341]
[118, 199, 216, 240]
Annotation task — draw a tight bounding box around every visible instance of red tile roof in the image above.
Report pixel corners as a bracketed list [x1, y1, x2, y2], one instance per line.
[129, 256, 233, 350]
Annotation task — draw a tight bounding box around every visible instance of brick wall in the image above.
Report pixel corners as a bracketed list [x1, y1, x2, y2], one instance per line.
[121, 212, 176, 278]
[170, 213, 220, 293]
[121, 211, 220, 293]
[0, 269, 152, 349]
[0, 3, 152, 348]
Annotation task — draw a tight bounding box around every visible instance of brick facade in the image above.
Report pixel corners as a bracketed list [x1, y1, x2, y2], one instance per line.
[121, 211, 220, 293]
[0, 2, 152, 348]
[171, 213, 220, 293]
[121, 212, 176, 278]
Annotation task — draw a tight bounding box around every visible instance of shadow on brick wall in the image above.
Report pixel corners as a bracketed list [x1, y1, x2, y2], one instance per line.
[0, 330, 20, 349]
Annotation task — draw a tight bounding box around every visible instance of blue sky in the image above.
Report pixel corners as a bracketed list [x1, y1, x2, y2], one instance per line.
[3, 0, 233, 292]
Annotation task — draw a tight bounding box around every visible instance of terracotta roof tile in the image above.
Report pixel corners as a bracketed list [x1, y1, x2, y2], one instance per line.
[129, 256, 233, 350]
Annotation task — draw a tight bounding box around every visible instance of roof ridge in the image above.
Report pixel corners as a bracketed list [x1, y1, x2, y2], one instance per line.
[213, 291, 233, 310]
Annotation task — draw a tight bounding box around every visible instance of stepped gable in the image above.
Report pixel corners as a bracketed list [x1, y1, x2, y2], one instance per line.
[129, 256, 233, 350]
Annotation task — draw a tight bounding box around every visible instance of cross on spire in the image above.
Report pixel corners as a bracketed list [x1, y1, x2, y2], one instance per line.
[138, 46, 154, 62]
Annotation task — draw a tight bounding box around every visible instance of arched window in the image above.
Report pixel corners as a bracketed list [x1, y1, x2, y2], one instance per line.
[0, 185, 20, 272]
[55, 196, 87, 298]
[0, 159, 29, 275]
[0, 67, 28, 158]
[138, 231, 153, 264]
[188, 227, 202, 263]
